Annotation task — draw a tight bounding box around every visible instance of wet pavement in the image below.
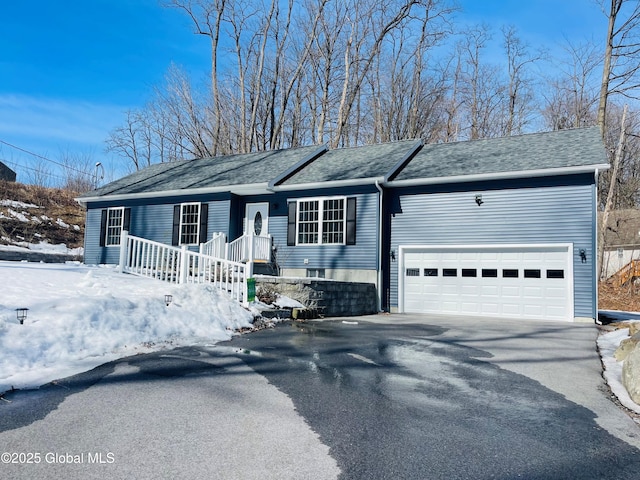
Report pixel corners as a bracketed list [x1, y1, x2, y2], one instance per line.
[224, 318, 640, 479]
[2, 315, 640, 479]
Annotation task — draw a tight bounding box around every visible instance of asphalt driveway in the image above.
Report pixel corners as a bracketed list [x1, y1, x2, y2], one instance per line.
[1, 314, 639, 479]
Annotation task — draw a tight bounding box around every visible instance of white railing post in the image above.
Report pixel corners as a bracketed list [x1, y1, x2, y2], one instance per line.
[179, 245, 189, 284]
[247, 233, 255, 278]
[243, 269, 249, 308]
[118, 230, 129, 272]
[248, 233, 255, 262]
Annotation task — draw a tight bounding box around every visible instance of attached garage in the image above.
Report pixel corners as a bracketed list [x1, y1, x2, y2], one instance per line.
[399, 244, 574, 321]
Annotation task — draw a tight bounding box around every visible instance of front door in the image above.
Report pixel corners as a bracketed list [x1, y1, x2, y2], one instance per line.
[245, 202, 269, 236]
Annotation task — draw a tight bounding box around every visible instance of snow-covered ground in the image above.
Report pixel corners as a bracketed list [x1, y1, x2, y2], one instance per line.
[0, 241, 83, 256]
[598, 326, 640, 415]
[0, 261, 257, 394]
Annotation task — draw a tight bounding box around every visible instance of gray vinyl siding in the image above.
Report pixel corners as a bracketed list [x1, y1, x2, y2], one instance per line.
[388, 175, 597, 318]
[84, 208, 111, 265]
[83, 196, 232, 265]
[264, 189, 379, 272]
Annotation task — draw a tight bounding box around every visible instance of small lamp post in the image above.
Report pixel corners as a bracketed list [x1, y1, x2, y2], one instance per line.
[164, 295, 173, 306]
[16, 308, 29, 325]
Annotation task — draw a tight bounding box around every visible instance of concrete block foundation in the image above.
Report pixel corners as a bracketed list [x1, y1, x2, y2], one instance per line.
[255, 277, 377, 317]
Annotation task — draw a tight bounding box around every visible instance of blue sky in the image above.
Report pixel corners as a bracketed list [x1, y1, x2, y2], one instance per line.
[0, 0, 606, 186]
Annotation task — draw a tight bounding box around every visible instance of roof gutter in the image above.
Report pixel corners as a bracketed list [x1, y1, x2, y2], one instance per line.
[75, 183, 272, 207]
[383, 163, 611, 188]
[270, 176, 387, 192]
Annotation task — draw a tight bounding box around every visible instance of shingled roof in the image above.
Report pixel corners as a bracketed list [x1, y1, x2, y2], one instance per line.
[389, 127, 607, 184]
[78, 145, 326, 200]
[78, 127, 608, 204]
[272, 139, 421, 188]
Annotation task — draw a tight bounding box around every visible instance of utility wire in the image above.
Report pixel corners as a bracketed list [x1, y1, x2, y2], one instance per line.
[0, 156, 68, 182]
[0, 139, 92, 176]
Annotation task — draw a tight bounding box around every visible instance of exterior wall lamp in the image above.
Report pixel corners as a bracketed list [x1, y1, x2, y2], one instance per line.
[475, 194, 484, 206]
[16, 308, 28, 325]
[579, 249, 587, 263]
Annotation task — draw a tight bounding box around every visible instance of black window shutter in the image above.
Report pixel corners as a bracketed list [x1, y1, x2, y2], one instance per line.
[346, 197, 356, 245]
[99, 209, 107, 247]
[199, 203, 209, 244]
[172, 205, 181, 246]
[123, 208, 131, 233]
[287, 202, 297, 246]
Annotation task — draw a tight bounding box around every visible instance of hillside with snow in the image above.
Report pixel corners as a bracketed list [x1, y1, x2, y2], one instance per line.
[0, 180, 85, 258]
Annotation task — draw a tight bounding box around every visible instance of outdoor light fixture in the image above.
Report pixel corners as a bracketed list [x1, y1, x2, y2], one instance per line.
[579, 249, 587, 263]
[165, 294, 173, 306]
[16, 308, 28, 325]
[475, 194, 484, 206]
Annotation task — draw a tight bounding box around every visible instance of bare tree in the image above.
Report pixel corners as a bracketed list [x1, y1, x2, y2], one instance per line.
[333, 0, 423, 147]
[597, 0, 640, 133]
[541, 40, 601, 130]
[500, 26, 544, 136]
[105, 110, 149, 171]
[457, 24, 505, 140]
[599, 104, 628, 277]
[59, 149, 96, 193]
[166, 0, 227, 154]
[25, 158, 54, 188]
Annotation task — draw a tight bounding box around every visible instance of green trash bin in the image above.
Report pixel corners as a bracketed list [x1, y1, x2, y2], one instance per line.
[247, 278, 256, 303]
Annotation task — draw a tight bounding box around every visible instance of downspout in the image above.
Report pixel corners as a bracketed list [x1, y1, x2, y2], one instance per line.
[595, 168, 601, 325]
[375, 180, 384, 312]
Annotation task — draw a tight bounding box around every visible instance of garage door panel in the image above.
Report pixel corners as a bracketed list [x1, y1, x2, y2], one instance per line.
[545, 287, 565, 299]
[461, 302, 481, 313]
[481, 303, 500, 314]
[523, 286, 543, 295]
[481, 286, 499, 296]
[523, 252, 544, 262]
[546, 306, 566, 317]
[461, 285, 479, 295]
[502, 304, 521, 315]
[441, 302, 459, 312]
[402, 245, 572, 321]
[500, 286, 521, 298]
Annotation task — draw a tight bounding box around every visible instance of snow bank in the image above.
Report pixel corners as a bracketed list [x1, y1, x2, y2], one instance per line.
[0, 262, 253, 393]
[598, 328, 640, 415]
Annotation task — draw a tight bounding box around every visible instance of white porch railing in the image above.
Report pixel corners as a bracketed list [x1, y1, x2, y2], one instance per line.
[228, 233, 272, 263]
[119, 231, 248, 306]
[200, 232, 227, 258]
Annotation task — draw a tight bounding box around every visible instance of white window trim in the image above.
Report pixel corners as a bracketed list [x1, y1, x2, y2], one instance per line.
[296, 196, 347, 246]
[105, 207, 125, 247]
[179, 202, 201, 246]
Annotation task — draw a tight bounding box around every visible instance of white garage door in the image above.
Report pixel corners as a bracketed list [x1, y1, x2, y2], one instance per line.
[400, 244, 573, 321]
